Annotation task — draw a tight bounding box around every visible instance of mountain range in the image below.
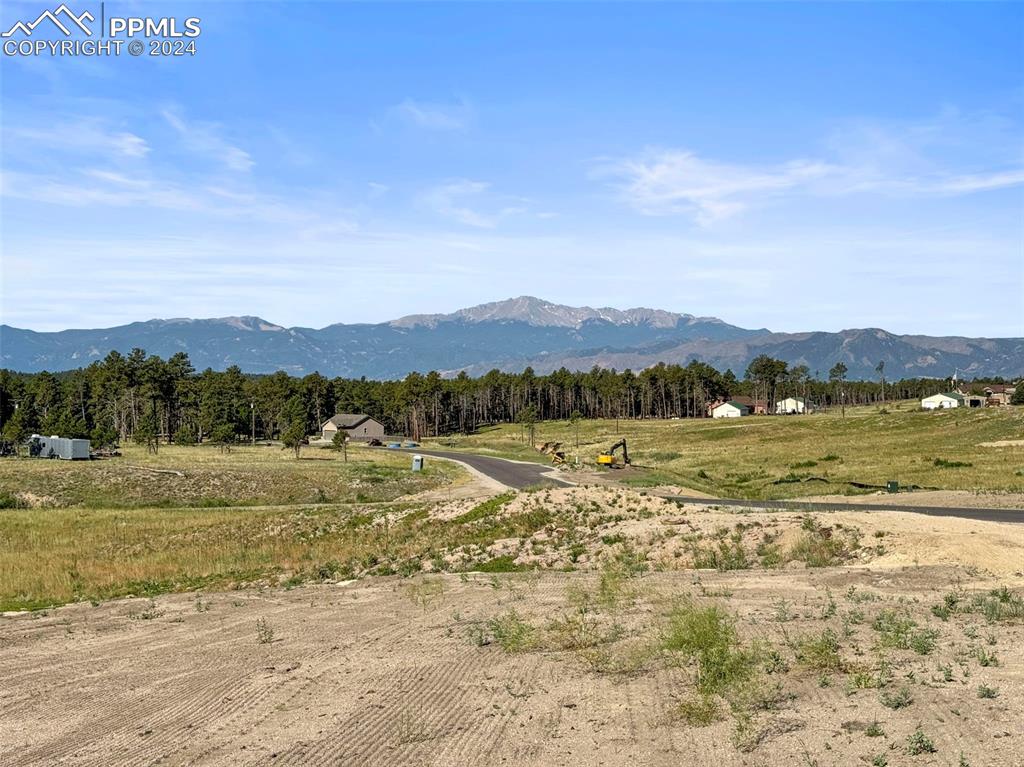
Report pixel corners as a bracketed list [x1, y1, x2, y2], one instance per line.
[2, 297, 1021, 380]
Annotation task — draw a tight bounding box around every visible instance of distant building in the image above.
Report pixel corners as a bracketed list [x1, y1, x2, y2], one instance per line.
[712, 401, 750, 419]
[983, 385, 1016, 406]
[320, 414, 385, 441]
[921, 393, 963, 410]
[775, 397, 810, 415]
[730, 395, 768, 415]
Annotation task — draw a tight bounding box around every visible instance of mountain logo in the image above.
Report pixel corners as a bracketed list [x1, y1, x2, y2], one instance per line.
[2, 4, 94, 37]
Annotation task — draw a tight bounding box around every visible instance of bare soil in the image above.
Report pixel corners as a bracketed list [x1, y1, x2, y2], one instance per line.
[2, 565, 1021, 767]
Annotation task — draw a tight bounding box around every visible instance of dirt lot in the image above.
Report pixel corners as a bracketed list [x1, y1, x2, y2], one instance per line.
[2, 561, 1022, 767]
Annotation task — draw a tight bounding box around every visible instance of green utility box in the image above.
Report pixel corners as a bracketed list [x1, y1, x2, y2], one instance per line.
[886, 481, 899, 494]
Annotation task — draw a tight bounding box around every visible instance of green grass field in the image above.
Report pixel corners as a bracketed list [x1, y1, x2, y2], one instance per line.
[427, 403, 1024, 499]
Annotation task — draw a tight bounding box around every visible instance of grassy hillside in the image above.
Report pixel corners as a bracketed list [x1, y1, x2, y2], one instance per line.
[0, 444, 457, 509]
[0, 445, 465, 611]
[427, 403, 1024, 499]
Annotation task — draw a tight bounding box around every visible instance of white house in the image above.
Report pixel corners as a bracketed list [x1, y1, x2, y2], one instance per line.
[775, 397, 809, 415]
[921, 393, 963, 410]
[712, 401, 750, 419]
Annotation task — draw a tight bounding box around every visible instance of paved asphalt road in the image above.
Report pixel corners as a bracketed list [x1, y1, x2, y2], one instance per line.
[403, 449, 571, 489]
[407, 449, 1024, 524]
[661, 495, 1024, 524]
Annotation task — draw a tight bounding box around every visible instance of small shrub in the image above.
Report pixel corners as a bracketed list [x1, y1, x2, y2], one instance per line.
[677, 694, 722, 726]
[909, 629, 939, 655]
[974, 648, 999, 667]
[0, 491, 28, 509]
[662, 601, 756, 696]
[880, 686, 913, 710]
[548, 607, 605, 650]
[976, 683, 998, 699]
[757, 541, 783, 569]
[873, 609, 933, 651]
[796, 629, 843, 671]
[790, 531, 848, 567]
[476, 555, 523, 573]
[488, 610, 535, 653]
[772, 599, 794, 623]
[906, 727, 936, 755]
[690, 539, 750, 571]
[255, 617, 274, 644]
[865, 721, 885, 738]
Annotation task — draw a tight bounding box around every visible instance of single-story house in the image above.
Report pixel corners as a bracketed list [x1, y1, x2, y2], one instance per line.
[321, 414, 385, 441]
[921, 393, 963, 410]
[730, 395, 768, 415]
[712, 401, 750, 419]
[984, 385, 1016, 406]
[775, 397, 810, 415]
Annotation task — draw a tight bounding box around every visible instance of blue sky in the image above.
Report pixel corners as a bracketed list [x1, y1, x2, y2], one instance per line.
[1, 1, 1022, 335]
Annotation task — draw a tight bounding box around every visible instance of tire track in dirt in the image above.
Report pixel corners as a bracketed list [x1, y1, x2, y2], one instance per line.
[119, 596, 413, 766]
[3, 594, 372, 766]
[148, 585, 452, 765]
[270, 657, 481, 765]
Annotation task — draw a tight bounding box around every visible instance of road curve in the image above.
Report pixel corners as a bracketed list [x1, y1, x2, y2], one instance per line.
[403, 449, 573, 489]
[406, 449, 1024, 524]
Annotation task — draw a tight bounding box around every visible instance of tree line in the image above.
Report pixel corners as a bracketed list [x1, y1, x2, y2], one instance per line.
[0, 349, 1013, 446]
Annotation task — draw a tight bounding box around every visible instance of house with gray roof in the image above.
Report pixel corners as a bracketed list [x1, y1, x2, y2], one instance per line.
[320, 414, 385, 441]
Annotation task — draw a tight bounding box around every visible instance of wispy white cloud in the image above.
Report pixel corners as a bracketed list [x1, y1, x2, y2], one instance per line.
[419, 179, 526, 228]
[161, 107, 254, 172]
[598, 111, 1024, 225]
[0, 166, 336, 227]
[392, 98, 474, 131]
[594, 150, 833, 224]
[8, 120, 150, 159]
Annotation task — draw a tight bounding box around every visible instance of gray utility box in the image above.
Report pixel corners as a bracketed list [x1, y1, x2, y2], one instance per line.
[411, 454, 424, 472]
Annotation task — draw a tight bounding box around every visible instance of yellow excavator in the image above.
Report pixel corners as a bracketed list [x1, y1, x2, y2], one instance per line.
[596, 439, 630, 467]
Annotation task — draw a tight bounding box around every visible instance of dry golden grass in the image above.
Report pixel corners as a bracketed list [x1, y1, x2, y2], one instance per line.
[0, 443, 457, 508]
[0, 445, 468, 610]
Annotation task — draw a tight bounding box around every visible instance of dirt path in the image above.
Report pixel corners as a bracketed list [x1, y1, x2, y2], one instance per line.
[1, 568, 1020, 766]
